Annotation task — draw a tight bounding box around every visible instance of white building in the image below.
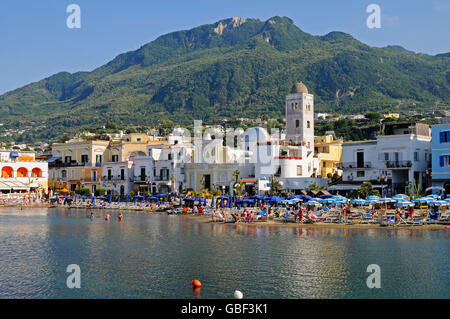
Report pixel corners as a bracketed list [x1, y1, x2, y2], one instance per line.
[0, 150, 48, 193]
[340, 123, 431, 195]
[101, 161, 134, 195]
[132, 134, 194, 194]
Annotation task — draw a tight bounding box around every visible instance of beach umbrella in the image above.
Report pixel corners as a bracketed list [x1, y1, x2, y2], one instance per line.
[444, 198, 450, 203]
[429, 200, 448, 206]
[378, 198, 394, 203]
[393, 198, 408, 202]
[393, 194, 408, 199]
[320, 198, 337, 204]
[305, 200, 322, 207]
[351, 199, 367, 205]
[395, 201, 414, 207]
[109, 193, 112, 203]
[318, 194, 334, 199]
[179, 197, 183, 206]
[117, 194, 120, 203]
[413, 197, 432, 203]
[366, 195, 380, 201]
[425, 194, 440, 199]
[331, 200, 348, 206]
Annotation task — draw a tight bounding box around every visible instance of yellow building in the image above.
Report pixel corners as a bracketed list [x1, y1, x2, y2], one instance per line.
[49, 133, 163, 194]
[314, 134, 343, 178]
[384, 113, 400, 119]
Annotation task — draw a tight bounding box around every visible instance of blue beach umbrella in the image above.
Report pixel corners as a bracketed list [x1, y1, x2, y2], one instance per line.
[393, 194, 408, 199]
[429, 200, 448, 206]
[413, 197, 432, 203]
[393, 198, 408, 202]
[351, 199, 367, 205]
[305, 200, 322, 207]
[320, 198, 337, 204]
[395, 201, 414, 207]
[366, 195, 380, 201]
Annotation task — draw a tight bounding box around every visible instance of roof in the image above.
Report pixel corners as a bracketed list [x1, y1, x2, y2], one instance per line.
[290, 82, 308, 94]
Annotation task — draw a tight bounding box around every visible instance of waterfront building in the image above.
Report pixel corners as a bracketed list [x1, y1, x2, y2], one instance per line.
[132, 133, 194, 194]
[314, 133, 343, 178]
[49, 133, 164, 194]
[101, 160, 134, 196]
[431, 123, 450, 193]
[0, 150, 48, 193]
[337, 122, 431, 196]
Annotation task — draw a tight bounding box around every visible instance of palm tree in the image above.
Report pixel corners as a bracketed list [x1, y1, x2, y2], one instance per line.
[232, 169, 240, 183]
[270, 177, 282, 195]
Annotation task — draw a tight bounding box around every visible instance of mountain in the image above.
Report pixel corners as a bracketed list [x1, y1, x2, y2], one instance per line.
[0, 16, 449, 143]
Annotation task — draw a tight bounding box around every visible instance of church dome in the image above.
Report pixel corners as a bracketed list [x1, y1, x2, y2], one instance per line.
[290, 82, 308, 94]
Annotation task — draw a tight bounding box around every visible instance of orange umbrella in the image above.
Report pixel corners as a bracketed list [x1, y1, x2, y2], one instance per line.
[60, 188, 69, 193]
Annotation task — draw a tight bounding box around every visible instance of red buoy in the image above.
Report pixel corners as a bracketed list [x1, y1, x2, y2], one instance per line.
[192, 280, 202, 288]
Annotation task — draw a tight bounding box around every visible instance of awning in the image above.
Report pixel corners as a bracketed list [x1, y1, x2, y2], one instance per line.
[47, 156, 60, 162]
[328, 184, 388, 191]
[0, 179, 30, 190]
[9, 152, 19, 158]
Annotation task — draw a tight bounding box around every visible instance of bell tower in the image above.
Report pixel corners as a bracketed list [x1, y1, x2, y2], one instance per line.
[285, 82, 314, 151]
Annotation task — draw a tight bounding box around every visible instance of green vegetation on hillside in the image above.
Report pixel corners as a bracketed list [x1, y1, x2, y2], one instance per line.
[0, 16, 448, 144]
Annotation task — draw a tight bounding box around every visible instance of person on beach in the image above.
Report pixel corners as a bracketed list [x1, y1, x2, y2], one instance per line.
[118, 212, 123, 221]
[90, 212, 94, 221]
[182, 206, 187, 214]
[193, 205, 198, 215]
[298, 208, 304, 224]
[212, 210, 216, 223]
[198, 205, 203, 215]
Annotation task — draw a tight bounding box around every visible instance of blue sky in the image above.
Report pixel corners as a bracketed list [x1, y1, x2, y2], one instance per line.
[0, 0, 449, 94]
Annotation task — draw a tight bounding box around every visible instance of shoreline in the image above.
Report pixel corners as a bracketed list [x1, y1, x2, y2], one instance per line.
[183, 213, 448, 230]
[1, 205, 448, 230]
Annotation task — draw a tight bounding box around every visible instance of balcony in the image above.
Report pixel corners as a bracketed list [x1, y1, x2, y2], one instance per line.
[385, 161, 412, 168]
[102, 175, 126, 182]
[340, 162, 372, 169]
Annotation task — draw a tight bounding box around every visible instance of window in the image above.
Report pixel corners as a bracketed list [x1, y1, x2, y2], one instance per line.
[440, 131, 450, 143]
[61, 170, 67, 178]
[65, 156, 71, 163]
[92, 171, 97, 182]
[440, 155, 450, 167]
[414, 152, 419, 161]
[168, 153, 172, 161]
[295, 119, 299, 128]
[384, 153, 389, 161]
[112, 155, 119, 162]
[96, 154, 102, 164]
[120, 169, 125, 180]
[307, 121, 310, 128]
[357, 171, 365, 177]
[136, 138, 142, 142]
[307, 142, 311, 149]
[71, 169, 74, 179]
[140, 167, 146, 181]
[81, 154, 88, 163]
[297, 165, 302, 176]
[323, 161, 327, 167]
[107, 169, 112, 180]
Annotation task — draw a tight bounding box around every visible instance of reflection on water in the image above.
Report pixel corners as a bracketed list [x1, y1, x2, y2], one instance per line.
[0, 208, 449, 299]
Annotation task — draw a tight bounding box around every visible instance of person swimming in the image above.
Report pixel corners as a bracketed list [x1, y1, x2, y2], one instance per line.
[90, 212, 94, 221]
[118, 212, 123, 221]
[105, 213, 110, 221]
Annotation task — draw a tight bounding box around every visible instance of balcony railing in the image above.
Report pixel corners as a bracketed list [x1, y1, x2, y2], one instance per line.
[385, 161, 412, 168]
[340, 162, 372, 169]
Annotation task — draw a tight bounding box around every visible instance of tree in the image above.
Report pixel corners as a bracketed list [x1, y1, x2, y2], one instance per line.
[233, 181, 245, 197]
[270, 178, 282, 195]
[365, 112, 381, 121]
[357, 182, 380, 198]
[232, 169, 240, 183]
[308, 182, 326, 191]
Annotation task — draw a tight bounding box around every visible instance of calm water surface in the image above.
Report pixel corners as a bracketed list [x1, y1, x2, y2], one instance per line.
[0, 208, 448, 298]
